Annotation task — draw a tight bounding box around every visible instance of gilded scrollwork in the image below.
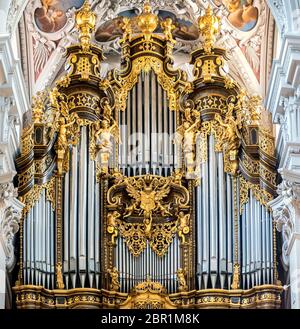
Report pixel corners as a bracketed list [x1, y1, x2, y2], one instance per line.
[113, 56, 179, 112]
[107, 173, 190, 257]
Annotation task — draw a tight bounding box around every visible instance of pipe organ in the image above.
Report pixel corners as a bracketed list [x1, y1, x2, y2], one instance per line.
[13, 2, 282, 309]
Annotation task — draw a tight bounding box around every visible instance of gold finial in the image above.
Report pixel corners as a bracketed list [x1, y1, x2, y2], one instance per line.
[137, 1, 158, 41]
[75, 0, 96, 52]
[198, 5, 221, 53]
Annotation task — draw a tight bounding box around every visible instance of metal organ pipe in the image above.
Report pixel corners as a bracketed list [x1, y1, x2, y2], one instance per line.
[64, 171, 70, 289]
[79, 126, 87, 287]
[209, 135, 218, 288]
[70, 145, 78, 288]
[226, 174, 233, 289]
[218, 152, 226, 289]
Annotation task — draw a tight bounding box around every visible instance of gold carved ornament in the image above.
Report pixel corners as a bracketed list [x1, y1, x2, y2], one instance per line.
[176, 268, 188, 292]
[48, 88, 82, 175]
[107, 267, 120, 291]
[198, 6, 221, 54]
[89, 101, 120, 175]
[136, 1, 158, 42]
[75, 0, 96, 52]
[106, 173, 190, 257]
[114, 56, 179, 112]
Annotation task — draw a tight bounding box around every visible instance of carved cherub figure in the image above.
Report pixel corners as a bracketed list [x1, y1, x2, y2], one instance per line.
[121, 17, 132, 43]
[176, 268, 188, 292]
[107, 267, 120, 291]
[161, 18, 176, 43]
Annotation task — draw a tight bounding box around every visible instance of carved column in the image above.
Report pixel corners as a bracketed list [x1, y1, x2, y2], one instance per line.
[270, 171, 300, 308]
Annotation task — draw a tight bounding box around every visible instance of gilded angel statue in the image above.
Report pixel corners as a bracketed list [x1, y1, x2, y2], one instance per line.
[94, 119, 120, 174]
[215, 113, 242, 174]
[176, 118, 201, 178]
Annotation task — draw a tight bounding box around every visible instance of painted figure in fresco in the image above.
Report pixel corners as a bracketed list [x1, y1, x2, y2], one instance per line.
[95, 10, 199, 43]
[35, 0, 84, 33]
[214, 0, 258, 31]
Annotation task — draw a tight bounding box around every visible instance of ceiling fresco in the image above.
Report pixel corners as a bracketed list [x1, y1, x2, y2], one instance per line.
[213, 0, 258, 31]
[95, 9, 199, 43]
[20, 0, 274, 97]
[34, 0, 84, 33]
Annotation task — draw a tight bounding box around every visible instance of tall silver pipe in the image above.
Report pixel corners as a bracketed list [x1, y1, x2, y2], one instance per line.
[79, 127, 87, 287]
[196, 184, 202, 288]
[30, 206, 34, 284]
[226, 174, 233, 289]
[50, 204, 55, 289]
[95, 183, 100, 289]
[266, 209, 271, 284]
[46, 202, 50, 288]
[144, 72, 150, 172]
[88, 159, 95, 287]
[41, 191, 46, 287]
[70, 146, 78, 288]
[209, 135, 217, 288]
[242, 204, 246, 289]
[163, 90, 168, 175]
[64, 171, 70, 288]
[218, 152, 226, 289]
[202, 148, 209, 289]
[151, 72, 157, 174]
[137, 76, 143, 176]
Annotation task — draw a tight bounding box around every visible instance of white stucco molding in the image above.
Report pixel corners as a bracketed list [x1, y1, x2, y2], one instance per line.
[0, 35, 30, 125]
[270, 169, 300, 266]
[0, 172, 23, 272]
[266, 34, 300, 121]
